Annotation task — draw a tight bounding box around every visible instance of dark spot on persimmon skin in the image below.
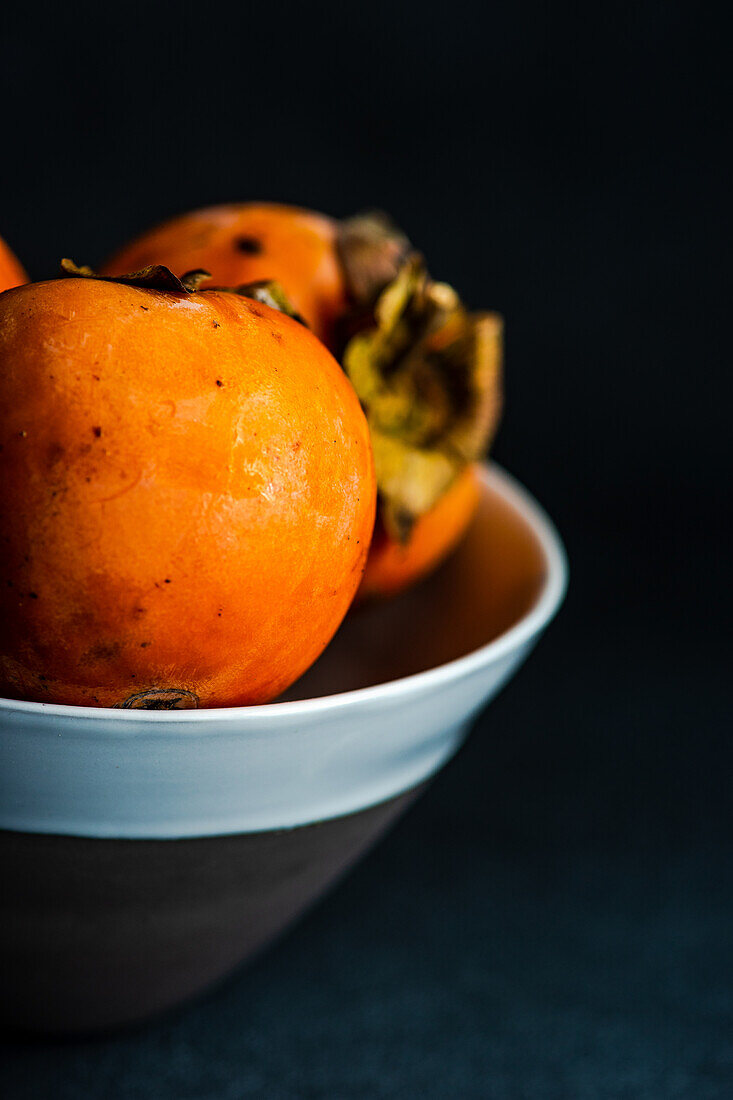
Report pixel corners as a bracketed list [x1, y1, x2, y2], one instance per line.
[271, 330, 283, 342]
[92, 426, 102, 438]
[216, 379, 223, 387]
[212, 320, 220, 328]
[140, 641, 151, 648]
[292, 440, 302, 452]
[47, 442, 65, 467]
[132, 606, 147, 618]
[86, 641, 122, 663]
[234, 235, 262, 255]
[246, 304, 264, 319]
[140, 306, 149, 312]
[28, 591, 38, 599]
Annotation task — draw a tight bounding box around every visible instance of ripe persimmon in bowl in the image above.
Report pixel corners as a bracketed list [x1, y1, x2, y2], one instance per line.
[103, 205, 503, 601]
[0, 265, 375, 708]
[0, 463, 566, 1032]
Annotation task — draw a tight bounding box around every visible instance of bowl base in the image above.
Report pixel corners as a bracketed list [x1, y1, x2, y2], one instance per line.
[0, 785, 422, 1034]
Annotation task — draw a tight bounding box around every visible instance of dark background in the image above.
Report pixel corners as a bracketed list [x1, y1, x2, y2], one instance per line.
[1, 1, 729, 1096]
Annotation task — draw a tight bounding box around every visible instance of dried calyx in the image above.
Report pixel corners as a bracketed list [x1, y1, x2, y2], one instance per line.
[114, 688, 200, 710]
[336, 211, 412, 310]
[339, 243, 502, 543]
[60, 262, 305, 325]
[214, 279, 307, 325]
[61, 258, 212, 294]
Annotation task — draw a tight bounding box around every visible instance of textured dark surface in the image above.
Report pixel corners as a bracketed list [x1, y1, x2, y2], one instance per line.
[1, 0, 728, 1095]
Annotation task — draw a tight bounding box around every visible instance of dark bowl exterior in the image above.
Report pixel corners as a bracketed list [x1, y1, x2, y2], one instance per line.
[1, 787, 420, 1033]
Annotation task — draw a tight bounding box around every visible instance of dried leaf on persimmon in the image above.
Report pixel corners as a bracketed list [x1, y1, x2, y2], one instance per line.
[336, 211, 412, 309]
[342, 257, 502, 541]
[222, 280, 307, 325]
[60, 259, 211, 294]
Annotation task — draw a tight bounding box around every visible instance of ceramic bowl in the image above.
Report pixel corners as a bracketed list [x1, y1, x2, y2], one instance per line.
[0, 463, 566, 1032]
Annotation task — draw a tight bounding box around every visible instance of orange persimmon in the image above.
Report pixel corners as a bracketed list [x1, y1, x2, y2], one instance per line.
[102, 204, 348, 349]
[358, 465, 481, 600]
[0, 268, 375, 708]
[104, 207, 502, 601]
[0, 235, 27, 292]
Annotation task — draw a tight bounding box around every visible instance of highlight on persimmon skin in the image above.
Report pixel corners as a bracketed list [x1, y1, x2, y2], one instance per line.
[358, 465, 481, 601]
[0, 235, 28, 293]
[0, 270, 375, 709]
[102, 204, 348, 349]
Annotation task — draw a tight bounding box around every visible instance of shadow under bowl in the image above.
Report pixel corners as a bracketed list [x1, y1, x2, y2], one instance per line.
[0, 464, 566, 1032]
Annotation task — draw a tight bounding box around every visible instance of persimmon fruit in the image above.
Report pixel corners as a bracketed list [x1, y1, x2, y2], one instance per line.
[103, 204, 348, 349]
[0, 235, 27, 292]
[104, 205, 503, 600]
[359, 464, 481, 600]
[0, 266, 375, 708]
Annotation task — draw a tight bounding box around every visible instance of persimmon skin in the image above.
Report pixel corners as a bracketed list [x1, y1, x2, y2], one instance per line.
[102, 204, 347, 348]
[0, 278, 375, 708]
[358, 465, 481, 601]
[0, 235, 27, 292]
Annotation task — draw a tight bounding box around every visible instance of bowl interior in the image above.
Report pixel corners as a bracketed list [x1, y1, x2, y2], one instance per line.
[283, 467, 548, 701]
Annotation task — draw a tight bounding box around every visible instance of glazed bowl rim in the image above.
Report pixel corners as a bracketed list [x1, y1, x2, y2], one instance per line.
[0, 462, 567, 726]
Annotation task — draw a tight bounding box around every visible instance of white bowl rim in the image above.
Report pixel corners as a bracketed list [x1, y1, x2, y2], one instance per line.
[0, 462, 567, 728]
